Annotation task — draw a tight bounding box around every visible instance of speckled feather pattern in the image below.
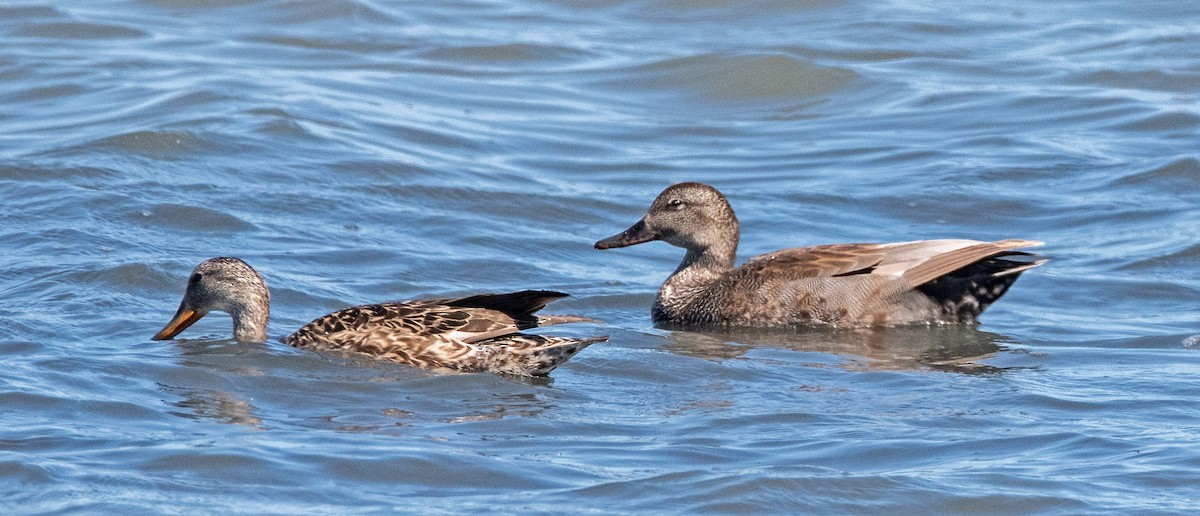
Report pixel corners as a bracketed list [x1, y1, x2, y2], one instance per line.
[284, 294, 606, 376]
[155, 258, 604, 376]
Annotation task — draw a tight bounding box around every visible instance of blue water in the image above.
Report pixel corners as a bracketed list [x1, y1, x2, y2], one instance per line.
[2, 0, 1199, 513]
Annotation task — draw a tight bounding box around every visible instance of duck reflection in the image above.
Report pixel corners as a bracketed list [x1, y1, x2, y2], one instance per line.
[161, 337, 558, 431]
[161, 384, 264, 429]
[312, 408, 413, 433]
[660, 325, 1016, 374]
[444, 392, 550, 423]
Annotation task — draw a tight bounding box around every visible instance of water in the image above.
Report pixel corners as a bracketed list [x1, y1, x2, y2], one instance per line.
[2, 0, 1198, 513]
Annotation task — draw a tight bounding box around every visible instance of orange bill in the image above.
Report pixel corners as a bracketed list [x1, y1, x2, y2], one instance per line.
[152, 304, 205, 340]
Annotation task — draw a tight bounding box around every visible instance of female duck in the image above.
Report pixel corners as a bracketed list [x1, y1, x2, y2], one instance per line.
[153, 257, 604, 376]
[595, 182, 1045, 328]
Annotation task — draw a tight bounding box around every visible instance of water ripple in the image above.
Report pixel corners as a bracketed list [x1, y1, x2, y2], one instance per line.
[2, 0, 1200, 513]
[14, 21, 148, 40]
[587, 53, 857, 111]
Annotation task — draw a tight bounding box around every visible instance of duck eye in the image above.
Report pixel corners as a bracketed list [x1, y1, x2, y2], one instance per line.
[668, 198, 686, 209]
[188, 273, 202, 286]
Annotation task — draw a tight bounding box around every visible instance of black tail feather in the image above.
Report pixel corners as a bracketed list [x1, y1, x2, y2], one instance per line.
[918, 257, 1036, 322]
[445, 290, 569, 323]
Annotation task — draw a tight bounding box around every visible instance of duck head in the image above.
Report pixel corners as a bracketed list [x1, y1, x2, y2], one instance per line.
[595, 182, 739, 256]
[153, 257, 270, 342]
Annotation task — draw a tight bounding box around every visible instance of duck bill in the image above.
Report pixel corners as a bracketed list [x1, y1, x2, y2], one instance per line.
[595, 218, 659, 249]
[152, 304, 204, 340]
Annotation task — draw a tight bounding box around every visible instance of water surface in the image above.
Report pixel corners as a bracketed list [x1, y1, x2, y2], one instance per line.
[2, 0, 1198, 513]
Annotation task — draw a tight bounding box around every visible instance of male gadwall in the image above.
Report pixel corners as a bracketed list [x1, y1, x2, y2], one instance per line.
[595, 182, 1045, 328]
[153, 257, 605, 376]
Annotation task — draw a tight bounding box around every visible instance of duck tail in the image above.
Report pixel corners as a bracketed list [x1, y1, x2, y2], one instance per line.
[485, 335, 608, 376]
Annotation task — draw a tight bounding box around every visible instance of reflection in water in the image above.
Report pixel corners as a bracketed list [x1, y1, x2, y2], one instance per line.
[661, 325, 1018, 374]
[314, 408, 414, 434]
[161, 384, 264, 429]
[301, 391, 553, 433]
[301, 392, 554, 432]
[444, 392, 550, 424]
[160, 336, 561, 431]
[175, 338, 269, 364]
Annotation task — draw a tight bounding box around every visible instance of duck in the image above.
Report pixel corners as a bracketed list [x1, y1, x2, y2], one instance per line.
[594, 182, 1046, 328]
[152, 257, 605, 376]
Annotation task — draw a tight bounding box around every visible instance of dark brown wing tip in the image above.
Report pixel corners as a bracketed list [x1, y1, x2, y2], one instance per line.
[445, 290, 573, 321]
[518, 290, 569, 299]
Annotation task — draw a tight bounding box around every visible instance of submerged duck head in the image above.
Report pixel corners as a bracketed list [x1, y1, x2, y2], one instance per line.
[152, 257, 270, 342]
[595, 182, 739, 255]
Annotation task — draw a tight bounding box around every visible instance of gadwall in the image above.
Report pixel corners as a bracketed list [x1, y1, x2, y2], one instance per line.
[595, 182, 1045, 328]
[153, 257, 605, 376]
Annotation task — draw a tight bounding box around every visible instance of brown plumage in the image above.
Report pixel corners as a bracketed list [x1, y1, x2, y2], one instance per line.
[595, 182, 1046, 328]
[153, 258, 604, 376]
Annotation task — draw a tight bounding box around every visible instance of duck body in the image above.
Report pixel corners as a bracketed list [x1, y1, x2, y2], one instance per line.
[285, 291, 604, 376]
[646, 240, 1043, 328]
[596, 182, 1045, 329]
[154, 258, 603, 376]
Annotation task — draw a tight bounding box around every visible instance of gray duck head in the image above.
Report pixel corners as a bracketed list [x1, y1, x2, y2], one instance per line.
[152, 257, 270, 342]
[595, 182, 740, 257]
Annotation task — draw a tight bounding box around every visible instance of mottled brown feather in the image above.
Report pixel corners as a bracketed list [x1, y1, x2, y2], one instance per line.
[284, 292, 606, 375]
[740, 244, 891, 280]
[152, 260, 605, 377]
